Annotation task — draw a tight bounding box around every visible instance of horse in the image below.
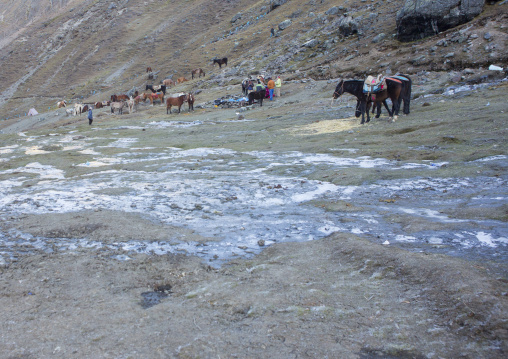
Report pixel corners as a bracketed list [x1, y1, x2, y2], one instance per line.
[94, 102, 103, 109]
[146, 84, 167, 95]
[213, 57, 228, 68]
[332, 79, 402, 124]
[187, 93, 195, 111]
[57, 100, 67, 108]
[74, 103, 84, 116]
[81, 105, 89, 114]
[142, 92, 164, 106]
[127, 97, 135, 114]
[248, 90, 264, 107]
[166, 94, 187, 114]
[191, 68, 205, 79]
[370, 76, 411, 119]
[111, 101, 126, 114]
[242, 78, 254, 95]
[162, 79, 175, 87]
[111, 94, 129, 102]
[65, 108, 75, 116]
[146, 67, 152, 73]
[177, 77, 189, 84]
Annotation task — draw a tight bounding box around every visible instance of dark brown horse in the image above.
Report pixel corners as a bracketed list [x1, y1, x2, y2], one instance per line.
[248, 90, 264, 107]
[166, 94, 187, 114]
[187, 93, 195, 111]
[333, 79, 402, 124]
[111, 94, 129, 102]
[191, 68, 205, 79]
[213, 57, 228, 68]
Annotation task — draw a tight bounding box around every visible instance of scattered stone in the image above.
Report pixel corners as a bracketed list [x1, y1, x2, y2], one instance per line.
[422, 102, 431, 106]
[278, 19, 292, 31]
[325, 7, 339, 16]
[302, 39, 318, 48]
[444, 52, 455, 58]
[257, 239, 265, 247]
[372, 33, 386, 43]
[484, 32, 492, 41]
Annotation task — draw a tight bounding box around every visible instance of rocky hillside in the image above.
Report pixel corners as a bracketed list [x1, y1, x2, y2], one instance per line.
[0, 0, 506, 119]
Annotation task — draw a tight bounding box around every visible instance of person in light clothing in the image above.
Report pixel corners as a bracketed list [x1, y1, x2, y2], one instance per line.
[275, 76, 282, 97]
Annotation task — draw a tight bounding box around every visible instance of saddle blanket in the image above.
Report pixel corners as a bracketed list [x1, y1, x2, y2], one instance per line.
[363, 75, 386, 93]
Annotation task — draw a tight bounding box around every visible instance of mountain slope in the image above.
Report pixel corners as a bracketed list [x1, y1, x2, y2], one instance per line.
[0, 0, 506, 119]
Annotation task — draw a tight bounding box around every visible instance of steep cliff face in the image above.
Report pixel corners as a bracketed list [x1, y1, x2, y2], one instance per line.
[0, 0, 506, 119]
[396, 0, 486, 41]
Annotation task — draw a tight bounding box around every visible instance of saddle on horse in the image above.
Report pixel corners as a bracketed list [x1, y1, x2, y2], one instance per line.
[363, 74, 386, 101]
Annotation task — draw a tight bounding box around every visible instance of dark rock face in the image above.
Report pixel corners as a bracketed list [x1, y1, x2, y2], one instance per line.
[396, 0, 485, 42]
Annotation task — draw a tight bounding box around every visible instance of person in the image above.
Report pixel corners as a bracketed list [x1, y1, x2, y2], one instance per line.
[255, 79, 265, 92]
[275, 76, 282, 98]
[267, 77, 275, 101]
[270, 27, 275, 37]
[88, 107, 93, 125]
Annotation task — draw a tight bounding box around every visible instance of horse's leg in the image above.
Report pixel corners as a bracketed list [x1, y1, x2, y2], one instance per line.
[360, 100, 367, 124]
[366, 102, 372, 123]
[382, 100, 392, 118]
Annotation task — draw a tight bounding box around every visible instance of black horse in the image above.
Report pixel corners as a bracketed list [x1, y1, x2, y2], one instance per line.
[248, 90, 264, 106]
[333, 79, 402, 124]
[213, 57, 228, 68]
[146, 84, 167, 95]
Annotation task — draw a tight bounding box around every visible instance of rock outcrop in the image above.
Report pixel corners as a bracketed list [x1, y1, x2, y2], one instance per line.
[396, 0, 485, 42]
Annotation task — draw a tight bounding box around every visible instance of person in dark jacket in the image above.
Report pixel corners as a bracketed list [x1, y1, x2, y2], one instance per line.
[88, 108, 93, 125]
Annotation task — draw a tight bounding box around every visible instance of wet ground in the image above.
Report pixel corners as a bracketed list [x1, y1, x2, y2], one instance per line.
[0, 73, 507, 358]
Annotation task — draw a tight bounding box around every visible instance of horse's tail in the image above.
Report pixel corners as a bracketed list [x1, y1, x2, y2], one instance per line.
[399, 74, 412, 115]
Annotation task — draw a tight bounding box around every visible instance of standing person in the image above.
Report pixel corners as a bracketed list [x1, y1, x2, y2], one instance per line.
[267, 77, 275, 101]
[270, 27, 275, 37]
[275, 75, 282, 98]
[255, 79, 265, 92]
[88, 107, 93, 125]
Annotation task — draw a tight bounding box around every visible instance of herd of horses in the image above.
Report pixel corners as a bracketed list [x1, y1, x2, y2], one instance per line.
[58, 52, 412, 125]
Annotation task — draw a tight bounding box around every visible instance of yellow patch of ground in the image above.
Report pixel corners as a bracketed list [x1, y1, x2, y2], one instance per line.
[288, 117, 361, 136]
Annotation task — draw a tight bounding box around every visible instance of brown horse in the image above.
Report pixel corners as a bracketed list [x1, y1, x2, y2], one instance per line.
[162, 78, 175, 87]
[187, 93, 195, 111]
[142, 92, 164, 106]
[191, 68, 205, 79]
[146, 67, 152, 73]
[213, 57, 228, 68]
[57, 100, 67, 108]
[177, 77, 189, 84]
[94, 102, 103, 109]
[111, 94, 129, 102]
[166, 94, 187, 114]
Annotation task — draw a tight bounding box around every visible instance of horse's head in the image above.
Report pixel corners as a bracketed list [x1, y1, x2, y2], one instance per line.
[333, 80, 344, 99]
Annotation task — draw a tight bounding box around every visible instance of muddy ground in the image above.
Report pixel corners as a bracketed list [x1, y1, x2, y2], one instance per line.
[0, 71, 507, 358]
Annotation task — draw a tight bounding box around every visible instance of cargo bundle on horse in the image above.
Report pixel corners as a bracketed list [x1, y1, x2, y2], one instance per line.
[213, 57, 228, 68]
[146, 84, 167, 95]
[191, 68, 205, 79]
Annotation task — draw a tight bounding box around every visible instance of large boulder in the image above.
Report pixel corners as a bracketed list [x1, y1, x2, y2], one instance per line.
[396, 0, 485, 42]
[338, 15, 359, 37]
